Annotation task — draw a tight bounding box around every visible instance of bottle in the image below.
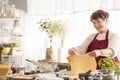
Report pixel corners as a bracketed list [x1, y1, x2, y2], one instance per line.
[10, 5, 16, 18]
[0, 0, 8, 18]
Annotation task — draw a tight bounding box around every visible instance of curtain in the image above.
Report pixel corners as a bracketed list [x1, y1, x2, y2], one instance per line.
[27, 0, 120, 15]
[25, 0, 120, 62]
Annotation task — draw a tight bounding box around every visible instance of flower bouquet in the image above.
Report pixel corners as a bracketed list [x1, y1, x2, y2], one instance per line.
[38, 18, 68, 61]
[38, 18, 68, 47]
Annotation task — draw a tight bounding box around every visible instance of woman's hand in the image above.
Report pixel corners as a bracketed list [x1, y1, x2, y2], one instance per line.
[68, 47, 77, 55]
[88, 50, 101, 57]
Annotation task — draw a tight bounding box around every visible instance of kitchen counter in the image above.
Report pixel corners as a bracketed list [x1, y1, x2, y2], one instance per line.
[5, 73, 64, 80]
[5, 71, 79, 80]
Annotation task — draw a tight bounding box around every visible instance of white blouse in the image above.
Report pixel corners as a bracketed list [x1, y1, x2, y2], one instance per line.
[75, 31, 120, 58]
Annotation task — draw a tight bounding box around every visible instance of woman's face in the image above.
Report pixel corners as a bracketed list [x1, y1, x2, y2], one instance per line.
[91, 18, 108, 33]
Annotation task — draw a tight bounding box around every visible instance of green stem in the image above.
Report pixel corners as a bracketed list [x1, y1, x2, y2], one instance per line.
[50, 37, 52, 48]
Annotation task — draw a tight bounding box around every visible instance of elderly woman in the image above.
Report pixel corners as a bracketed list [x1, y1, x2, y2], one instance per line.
[68, 9, 120, 69]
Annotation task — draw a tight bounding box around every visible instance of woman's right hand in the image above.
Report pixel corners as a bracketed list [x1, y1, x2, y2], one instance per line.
[68, 47, 77, 55]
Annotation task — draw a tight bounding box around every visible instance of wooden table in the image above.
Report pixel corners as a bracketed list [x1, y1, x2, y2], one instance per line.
[5, 74, 35, 80]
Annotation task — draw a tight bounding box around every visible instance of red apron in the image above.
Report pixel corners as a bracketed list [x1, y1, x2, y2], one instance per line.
[87, 30, 108, 69]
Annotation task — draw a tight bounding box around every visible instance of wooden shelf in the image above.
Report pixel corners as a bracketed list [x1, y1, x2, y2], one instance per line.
[0, 17, 20, 20]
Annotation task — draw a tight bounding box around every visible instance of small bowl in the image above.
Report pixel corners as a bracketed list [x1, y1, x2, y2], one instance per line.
[95, 69, 115, 76]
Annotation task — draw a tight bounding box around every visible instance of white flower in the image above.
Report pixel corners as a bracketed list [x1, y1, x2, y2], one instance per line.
[38, 18, 68, 43]
[52, 20, 68, 44]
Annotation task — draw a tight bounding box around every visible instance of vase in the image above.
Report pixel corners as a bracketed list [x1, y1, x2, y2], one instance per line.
[58, 43, 63, 62]
[45, 48, 55, 61]
[45, 37, 56, 62]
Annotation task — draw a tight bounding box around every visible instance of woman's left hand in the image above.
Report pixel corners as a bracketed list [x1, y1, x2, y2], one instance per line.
[88, 50, 101, 57]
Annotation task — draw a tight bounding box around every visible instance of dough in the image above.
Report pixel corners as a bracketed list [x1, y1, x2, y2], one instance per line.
[70, 54, 96, 76]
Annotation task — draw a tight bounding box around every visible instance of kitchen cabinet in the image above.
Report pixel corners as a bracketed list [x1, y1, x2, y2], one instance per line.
[0, 18, 22, 54]
[0, 0, 24, 68]
[0, 18, 24, 66]
[0, 18, 21, 46]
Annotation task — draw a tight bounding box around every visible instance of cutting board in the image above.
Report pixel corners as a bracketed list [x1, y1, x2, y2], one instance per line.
[69, 54, 96, 76]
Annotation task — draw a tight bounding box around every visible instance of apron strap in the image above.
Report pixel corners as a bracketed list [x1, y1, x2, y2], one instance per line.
[94, 29, 109, 40]
[105, 29, 109, 39]
[94, 33, 98, 39]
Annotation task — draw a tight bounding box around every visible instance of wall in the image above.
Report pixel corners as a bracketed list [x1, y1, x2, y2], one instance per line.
[1, 0, 120, 69]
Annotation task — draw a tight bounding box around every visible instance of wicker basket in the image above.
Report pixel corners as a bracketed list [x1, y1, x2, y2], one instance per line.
[0, 64, 10, 76]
